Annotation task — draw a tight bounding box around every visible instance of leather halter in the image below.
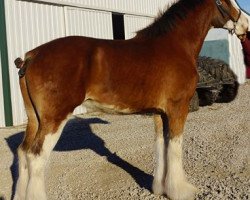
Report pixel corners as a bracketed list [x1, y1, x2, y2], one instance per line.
[215, 0, 242, 34]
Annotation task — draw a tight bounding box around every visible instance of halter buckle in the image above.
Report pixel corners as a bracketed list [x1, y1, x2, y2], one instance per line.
[216, 0, 222, 6]
[229, 29, 235, 35]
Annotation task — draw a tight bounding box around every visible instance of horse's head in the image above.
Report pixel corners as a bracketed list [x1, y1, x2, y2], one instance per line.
[211, 0, 249, 41]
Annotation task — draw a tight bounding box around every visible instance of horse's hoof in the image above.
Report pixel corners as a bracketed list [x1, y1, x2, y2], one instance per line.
[165, 181, 198, 200]
[152, 180, 164, 195]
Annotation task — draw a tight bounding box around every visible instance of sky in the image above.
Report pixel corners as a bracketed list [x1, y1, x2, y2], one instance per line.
[236, 0, 250, 14]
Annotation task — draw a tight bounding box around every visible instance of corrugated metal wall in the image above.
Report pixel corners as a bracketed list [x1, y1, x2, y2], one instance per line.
[65, 6, 113, 115]
[4, 0, 65, 125]
[65, 7, 113, 39]
[38, 0, 168, 16]
[203, 29, 246, 84]
[1, 0, 247, 127]
[3, 0, 115, 125]
[228, 34, 246, 84]
[0, 56, 5, 127]
[124, 15, 153, 39]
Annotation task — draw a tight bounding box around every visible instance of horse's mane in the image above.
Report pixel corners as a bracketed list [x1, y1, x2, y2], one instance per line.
[136, 0, 206, 38]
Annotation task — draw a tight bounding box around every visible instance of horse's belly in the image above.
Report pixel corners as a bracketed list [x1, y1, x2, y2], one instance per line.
[82, 99, 134, 114]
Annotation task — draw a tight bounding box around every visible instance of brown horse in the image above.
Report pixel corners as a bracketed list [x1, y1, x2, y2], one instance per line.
[14, 0, 248, 200]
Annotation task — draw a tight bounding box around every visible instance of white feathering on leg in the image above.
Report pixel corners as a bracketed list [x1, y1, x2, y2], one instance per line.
[153, 137, 166, 195]
[14, 148, 29, 200]
[26, 119, 68, 200]
[165, 135, 197, 200]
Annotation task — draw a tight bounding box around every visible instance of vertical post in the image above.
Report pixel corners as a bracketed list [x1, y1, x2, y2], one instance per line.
[0, 0, 13, 126]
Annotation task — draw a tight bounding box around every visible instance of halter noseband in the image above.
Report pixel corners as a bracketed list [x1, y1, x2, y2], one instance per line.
[215, 0, 241, 34]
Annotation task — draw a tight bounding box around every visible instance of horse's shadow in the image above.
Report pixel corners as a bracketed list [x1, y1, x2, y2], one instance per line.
[6, 117, 153, 199]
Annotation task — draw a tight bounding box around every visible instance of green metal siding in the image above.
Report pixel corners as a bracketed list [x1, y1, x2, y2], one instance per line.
[200, 39, 230, 64]
[0, 0, 13, 126]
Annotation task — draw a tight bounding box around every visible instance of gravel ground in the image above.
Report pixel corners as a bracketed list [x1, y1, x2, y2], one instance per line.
[0, 81, 249, 200]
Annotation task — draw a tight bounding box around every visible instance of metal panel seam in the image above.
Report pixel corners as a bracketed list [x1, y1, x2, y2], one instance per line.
[23, 0, 156, 17]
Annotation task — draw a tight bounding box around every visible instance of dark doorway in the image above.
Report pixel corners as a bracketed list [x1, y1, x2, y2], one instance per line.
[112, 13, 125, 40]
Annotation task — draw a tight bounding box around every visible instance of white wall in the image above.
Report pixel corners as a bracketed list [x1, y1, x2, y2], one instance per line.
[228, 34, 246, 84]
[64, 7, 113, 115]
[124, 15, 153, 39]
[33, 0, 169, 16]
[2, 0, 247, 126]
[4, 0, 115, 125]
[205, 29, 228, 41]
[65, 7, 113, 39]
[203, 29, 246, 84]
[4, 0, 65, 125]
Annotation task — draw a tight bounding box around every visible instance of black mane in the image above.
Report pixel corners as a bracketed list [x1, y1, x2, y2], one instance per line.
[136, 0, 206, 38]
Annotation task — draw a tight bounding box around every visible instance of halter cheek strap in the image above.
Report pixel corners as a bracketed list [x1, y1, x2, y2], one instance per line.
[215, 0, 242, 34]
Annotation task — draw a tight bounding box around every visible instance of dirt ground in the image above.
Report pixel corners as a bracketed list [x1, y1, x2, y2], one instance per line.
[0, 81, 249, 200]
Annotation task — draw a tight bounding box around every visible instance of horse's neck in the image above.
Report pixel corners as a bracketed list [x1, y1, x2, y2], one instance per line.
[162, 2, 215, 59]
[185, 6, 214, 57]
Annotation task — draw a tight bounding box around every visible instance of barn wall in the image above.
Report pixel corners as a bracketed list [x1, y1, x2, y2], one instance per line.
[33, 0, 169, 16]
[4, 0, 65, 125]
[228, 34, 246, 84]
[201, 29, 246, 84]
[124, 15, 153, 39]
[1, 0, 247, 127]
[65, 7, 113, 39]
[64, 6, 113, 115]
[200, 40, 230, 64]
[3, 0, 116, 126]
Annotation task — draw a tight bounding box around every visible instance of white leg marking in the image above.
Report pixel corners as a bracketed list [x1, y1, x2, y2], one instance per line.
[26, 119, 68, 200]
[14, 148, 28, 200]
[153, 137, 166, 195]
[165, 135, 197, 200]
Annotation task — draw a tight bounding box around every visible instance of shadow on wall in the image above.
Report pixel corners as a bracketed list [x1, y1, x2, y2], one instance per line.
[5, 117, 153, 199]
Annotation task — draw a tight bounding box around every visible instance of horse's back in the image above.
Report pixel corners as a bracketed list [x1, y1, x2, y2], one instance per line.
[23, 35, 197, 115]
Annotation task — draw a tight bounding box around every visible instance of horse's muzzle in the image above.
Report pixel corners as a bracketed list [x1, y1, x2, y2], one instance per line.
[237, 33, 247, 42]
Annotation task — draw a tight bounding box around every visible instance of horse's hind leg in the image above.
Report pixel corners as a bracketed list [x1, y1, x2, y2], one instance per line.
[15, 76, 72, 200]
[164, 100, 197, 200]
[14, 122, 38, 200]
[14, 78, 38, 200]
[25, 114, 69, 200]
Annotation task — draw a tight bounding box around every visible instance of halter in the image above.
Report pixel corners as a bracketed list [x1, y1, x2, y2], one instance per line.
[215, 0, 242, 34]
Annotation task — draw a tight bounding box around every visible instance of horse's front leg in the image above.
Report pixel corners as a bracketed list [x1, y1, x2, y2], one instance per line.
[152, 114, 167, 195]
[164, 100, 198, 200]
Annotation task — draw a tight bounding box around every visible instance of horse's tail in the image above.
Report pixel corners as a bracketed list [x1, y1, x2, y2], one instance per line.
[14, 57, 25, 69]
[14, 51, 36, 78]
[17, 52, 40, 151]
